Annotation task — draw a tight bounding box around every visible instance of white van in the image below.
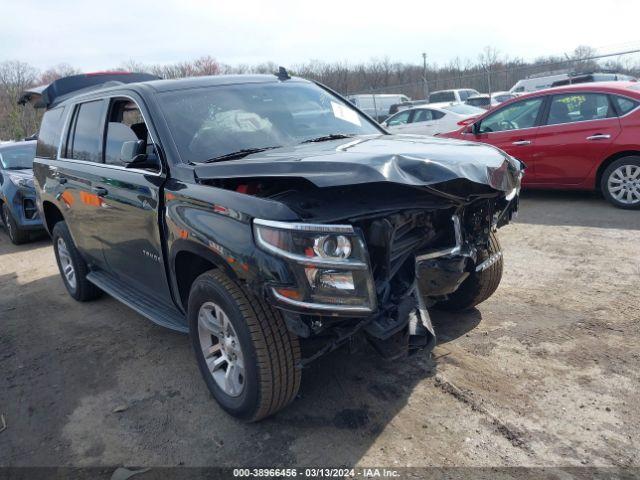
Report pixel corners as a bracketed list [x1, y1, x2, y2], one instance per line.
[347, 94, 410, 122]
[509, 74, 572, 93]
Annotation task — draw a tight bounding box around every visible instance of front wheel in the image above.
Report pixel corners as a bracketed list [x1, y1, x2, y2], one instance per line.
[433, 232, 503, 311]
[188, 270, 301, 421]
[2, 204, 29, 245]
[601, 156, 640, 209]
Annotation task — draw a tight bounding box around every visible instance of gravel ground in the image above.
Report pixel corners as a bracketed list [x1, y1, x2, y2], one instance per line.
[1, 190, 638, 469]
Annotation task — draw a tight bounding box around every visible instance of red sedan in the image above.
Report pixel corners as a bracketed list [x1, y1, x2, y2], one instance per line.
[440, 82, 640, 208]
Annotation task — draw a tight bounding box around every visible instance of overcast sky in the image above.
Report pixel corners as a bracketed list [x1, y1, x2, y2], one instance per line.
[2, 0, 639, 71]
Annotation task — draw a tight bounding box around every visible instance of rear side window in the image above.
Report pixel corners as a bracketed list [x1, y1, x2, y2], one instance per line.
[412, 110, 433, 122]
[36, 107, 65, 159]
[546, 93, 613, 125]
[429, 91, 455, 103]
[612, 95, 639, 115]
[66, 100, 105, 162]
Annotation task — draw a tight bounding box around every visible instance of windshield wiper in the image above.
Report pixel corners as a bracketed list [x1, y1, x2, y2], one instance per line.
[203, 146, 281, 163]
[301, 134, 354, 143]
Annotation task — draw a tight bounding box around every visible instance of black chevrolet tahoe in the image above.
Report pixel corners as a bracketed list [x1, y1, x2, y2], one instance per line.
[29, 71, 522, 421]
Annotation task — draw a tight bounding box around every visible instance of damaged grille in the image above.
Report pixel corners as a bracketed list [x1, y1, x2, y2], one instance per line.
[361, 211, 445, 285]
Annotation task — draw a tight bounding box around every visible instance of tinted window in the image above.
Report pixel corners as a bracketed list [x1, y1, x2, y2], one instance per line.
[387, 110, 411, 126]
[0, 144, 36, 169]
[612, 95, 639, 115]
[36, 106, 65, 159]
[429, 91, 455, 103]
[479, 97, 543, 133]
[412, 110, 433, 122]
[547, 93, 613, 125]
[67, 100, 105, 162]
[158, 82, 379, 163]
[105, 99, 150, 166]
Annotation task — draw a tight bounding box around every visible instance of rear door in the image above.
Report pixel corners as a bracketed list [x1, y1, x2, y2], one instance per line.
[531, 92, 621, 185]
[402, 108, 445, 136]
[466, 96, 546, 184]
[58, 99, 110, 266]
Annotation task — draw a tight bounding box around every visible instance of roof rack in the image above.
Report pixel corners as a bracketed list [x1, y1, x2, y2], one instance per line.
[18, 71, 160, 109]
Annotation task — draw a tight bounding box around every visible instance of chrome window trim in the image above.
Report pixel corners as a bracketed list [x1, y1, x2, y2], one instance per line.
[51, 93, 164, 177]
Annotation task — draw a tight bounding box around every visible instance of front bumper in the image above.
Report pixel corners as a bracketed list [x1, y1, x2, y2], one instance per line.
[7, 188, 44, 230]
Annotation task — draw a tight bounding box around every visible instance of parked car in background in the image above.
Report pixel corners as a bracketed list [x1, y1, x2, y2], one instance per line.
[440, 82, 640, 209]
[551, 72, 637, 88]
[465, 91, 519, 110]
[0, 140, 43, 243]
[346, 94, 410, 121]
[29, 71, 521, 420]
[428, 89, 479, 104]
[510, 71, 637, 93]
[388, 99, 429, 116]
[383, 103, 485, 136]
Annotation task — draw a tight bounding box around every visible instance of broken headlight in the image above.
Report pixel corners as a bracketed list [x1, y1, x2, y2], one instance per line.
[253, 219, 376, 313]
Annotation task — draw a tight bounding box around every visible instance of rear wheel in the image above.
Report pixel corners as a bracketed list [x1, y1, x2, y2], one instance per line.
[189, 269, 301, 421]
[434, 232, 503, 311]
[601, 156, 640, 209]
[2, 204, 29, 245]
[52, 222, 101, 301]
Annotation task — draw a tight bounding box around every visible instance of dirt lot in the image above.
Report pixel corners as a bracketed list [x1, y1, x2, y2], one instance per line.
[1, 190, 639, 469]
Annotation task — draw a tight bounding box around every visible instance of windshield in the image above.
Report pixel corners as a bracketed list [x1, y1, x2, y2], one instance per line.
[158, 81, 381, 163]
[442, 104, 485, 115]
[429, 91, 455, 103]
[0, 144, 36, 169]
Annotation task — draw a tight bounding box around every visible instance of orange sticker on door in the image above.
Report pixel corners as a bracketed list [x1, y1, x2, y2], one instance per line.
[80, 191, 103, 207]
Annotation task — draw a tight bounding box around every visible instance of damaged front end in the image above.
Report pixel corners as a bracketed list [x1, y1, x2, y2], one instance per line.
[196, 135, 522, 363]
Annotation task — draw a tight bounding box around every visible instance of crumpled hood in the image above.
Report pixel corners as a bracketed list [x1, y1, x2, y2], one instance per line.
[193, 135, 522, 193]
[5, 169, 34, 187]
[6, 169, 34, 180]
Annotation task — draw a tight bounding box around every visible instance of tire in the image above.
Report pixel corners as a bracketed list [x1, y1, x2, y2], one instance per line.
[51, 222, 101, 302]
[434, 232, 503, 311]
[601, 156, 640, 209]
[2, 204, 30, 245]
[188, 269, 301, 421]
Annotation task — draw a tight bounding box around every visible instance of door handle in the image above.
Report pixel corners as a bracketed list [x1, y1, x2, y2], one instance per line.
[586, 134, 611, 140]
[91, 187, 108, 197]
[512, 140, 531, 146]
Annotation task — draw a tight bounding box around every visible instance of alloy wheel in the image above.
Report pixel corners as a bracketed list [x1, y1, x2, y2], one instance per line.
[197, 301, 245, 397]
[608, 165, 640, 205]
[57, 237, 77, 290]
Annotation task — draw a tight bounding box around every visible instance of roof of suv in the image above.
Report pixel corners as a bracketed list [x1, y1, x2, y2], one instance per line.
[29, 74, 310, 109]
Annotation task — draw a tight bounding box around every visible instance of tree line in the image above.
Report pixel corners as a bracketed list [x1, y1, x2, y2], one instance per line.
[1, 45, 638, 140]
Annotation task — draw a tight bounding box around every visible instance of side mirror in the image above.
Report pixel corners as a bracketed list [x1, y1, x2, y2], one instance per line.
[120, 140, 147, 166]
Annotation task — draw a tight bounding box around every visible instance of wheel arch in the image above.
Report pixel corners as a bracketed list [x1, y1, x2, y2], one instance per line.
[42, 201, 65, 236]
[595, 150, 640, 190]
[172, 241, 240, 312]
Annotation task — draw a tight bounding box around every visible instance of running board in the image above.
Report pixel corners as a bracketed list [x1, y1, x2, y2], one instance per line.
[87, 271, 188, 334]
